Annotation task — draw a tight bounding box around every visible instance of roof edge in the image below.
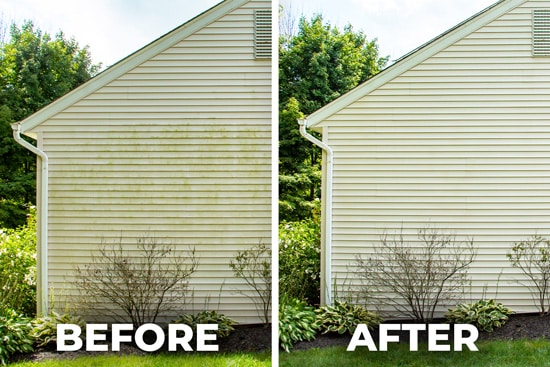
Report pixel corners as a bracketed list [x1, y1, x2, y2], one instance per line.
[306, 0, 525, 129]
[18, 0, 248, 134]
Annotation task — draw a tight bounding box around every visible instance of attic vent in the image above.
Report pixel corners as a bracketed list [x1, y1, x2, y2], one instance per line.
[254, 9, 272, 59]
[533, 9, 550, 56]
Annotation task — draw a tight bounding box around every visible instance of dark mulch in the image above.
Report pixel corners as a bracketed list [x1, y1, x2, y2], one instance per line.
[292, 313, 550, 351]
[11, 324, 271, 364]
[218, 324, 271, 353]
[12, 314, 550, 362]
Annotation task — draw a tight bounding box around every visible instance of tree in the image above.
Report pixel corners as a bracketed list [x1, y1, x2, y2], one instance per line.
[0, 21, 100, 228]
[279, 15, 388, 222]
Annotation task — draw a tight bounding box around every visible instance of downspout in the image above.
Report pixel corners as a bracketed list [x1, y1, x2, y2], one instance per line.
[12, 123, 48, 315]
[298, 119, 333, 306]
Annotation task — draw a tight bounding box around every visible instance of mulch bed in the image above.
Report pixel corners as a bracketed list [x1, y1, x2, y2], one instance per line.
[292, 313, 550, 351]
[12, 314, 550, 362]
[11, 324, 271, 364]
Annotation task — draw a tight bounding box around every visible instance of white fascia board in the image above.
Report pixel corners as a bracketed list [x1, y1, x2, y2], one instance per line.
[306, 0, 525, 129]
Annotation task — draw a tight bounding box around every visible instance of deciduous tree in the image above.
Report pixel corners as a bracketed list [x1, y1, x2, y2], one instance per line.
[279, 15, 388, 221]
[0, 21, 100, 228]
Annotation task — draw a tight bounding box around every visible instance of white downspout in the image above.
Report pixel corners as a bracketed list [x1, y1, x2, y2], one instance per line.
[298, 119, 333, 306]
[12, 123, 48, 315]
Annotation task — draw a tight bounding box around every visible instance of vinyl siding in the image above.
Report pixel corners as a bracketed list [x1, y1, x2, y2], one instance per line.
[321, 0, 550, 316]
[30, 0, 271, 324]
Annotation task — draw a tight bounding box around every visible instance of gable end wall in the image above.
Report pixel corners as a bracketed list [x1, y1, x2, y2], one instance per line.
[32, 0, 272, 324]
[324, 0, 550, 316]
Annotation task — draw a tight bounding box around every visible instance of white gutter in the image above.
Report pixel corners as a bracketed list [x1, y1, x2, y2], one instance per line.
[298, 119, 333, 306]
[12, 123, 48, 315]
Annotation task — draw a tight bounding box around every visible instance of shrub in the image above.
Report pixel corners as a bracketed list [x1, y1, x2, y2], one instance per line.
[446, 299, 513, 332]
[279, 219, 321, 305]
[315, 300, 382, 335]
[0, 311, 34, 365]
[279, 298, 318, 353]
[74, 235, 198, 326]
[173, 310, 236, 338]
[0, 209, 36, 317]
[355, 226, 476, 322]
[32, 311, 86, 348]
[229, 243, 271, 325]
[507, 235, 550, 315]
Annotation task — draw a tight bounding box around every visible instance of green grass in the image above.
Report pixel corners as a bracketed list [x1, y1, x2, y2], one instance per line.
[279, 339, 550, 367]
[11, 351, 271, 367]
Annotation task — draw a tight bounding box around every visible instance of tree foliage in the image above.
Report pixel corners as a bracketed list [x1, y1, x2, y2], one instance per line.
[279, 15, 388, 221]
[0, 209, 36, 317]
[0, 21, 100, 228]
[279, 217, 321, 305]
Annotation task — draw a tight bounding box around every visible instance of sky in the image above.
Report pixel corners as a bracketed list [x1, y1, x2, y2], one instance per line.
[282, 0, 498, 63]
[0, 0, 499, 68]
[0, 0, 221, 68]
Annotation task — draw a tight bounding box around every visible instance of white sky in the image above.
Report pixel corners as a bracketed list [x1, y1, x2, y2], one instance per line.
[282, 0, 498, 62]
[0, 0, 499, 68]
[0, 0, 221, 68]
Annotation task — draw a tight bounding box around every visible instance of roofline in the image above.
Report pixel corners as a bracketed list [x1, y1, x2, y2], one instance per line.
[306, 0, 525, 129]
[17, 0, 248, 136]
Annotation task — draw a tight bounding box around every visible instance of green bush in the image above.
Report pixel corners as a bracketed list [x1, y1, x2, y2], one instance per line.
[279, 298, 318, 353]
[315, 300, 382, 335]
[0, 311, 34, 365]
[229, 243, 272, 325]
[173, 310, 236, 338]
[32, 311, 86, 348]
[279, 219, 320, 304]
[507, 235, 550, 314]
[446, 299, 513, 332]
[0, 209, 36, 317]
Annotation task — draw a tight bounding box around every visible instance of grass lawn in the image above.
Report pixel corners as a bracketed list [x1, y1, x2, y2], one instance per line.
[11, 351, 271, 367]
[279, 339, 550, 367]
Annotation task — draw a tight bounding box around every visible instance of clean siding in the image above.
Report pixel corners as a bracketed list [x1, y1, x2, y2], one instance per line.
[323, 1, 550, 316]
[32, 0, 271, 324]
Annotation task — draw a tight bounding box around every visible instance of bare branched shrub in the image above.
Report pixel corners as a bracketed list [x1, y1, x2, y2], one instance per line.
[355, 226, 476, 322]
[229, 242, 271, 325]
[74, 235, 198, 326]
[507, 235, 550, 315]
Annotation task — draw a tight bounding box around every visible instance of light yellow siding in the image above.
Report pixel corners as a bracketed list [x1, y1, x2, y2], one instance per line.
[322, 1, 550, 316]
[31, 0, 271, 324]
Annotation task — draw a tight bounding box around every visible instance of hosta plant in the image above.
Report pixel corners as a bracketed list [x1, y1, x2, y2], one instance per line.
[0, 311, 34, 365]
[32, 311, 86, 348]
[173, 310, 236, 338]
[315, 300, 383, 335]
[279, 298, 318, 352]
[445, 299, 513, 332]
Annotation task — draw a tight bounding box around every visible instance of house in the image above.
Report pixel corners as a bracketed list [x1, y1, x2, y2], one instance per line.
[300, 0, 550, 317]
[12, 0, 273, 325]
